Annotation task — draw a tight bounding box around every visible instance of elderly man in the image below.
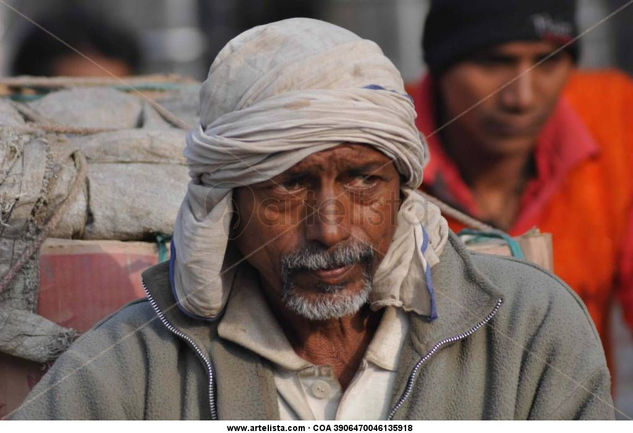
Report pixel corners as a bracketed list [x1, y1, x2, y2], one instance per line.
[11, 18, 613, 420]
[406, 0, 633, 373]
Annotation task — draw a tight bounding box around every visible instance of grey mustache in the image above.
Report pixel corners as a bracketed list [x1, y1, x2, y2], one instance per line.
[281, 242, 375, 272]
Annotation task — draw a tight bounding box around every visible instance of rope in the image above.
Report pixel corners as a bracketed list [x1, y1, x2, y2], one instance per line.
[13, 124, 117, 135]
[11, 100, 53, 124]
[155, 233, 172, 263]
[0, 151, 87, 294]
[0, 74, 192, 89]
[418, 190, 495, 232]
[0, 139, 23, 187]
[146, 99, 191, 130]
[458, 228, 526, 259]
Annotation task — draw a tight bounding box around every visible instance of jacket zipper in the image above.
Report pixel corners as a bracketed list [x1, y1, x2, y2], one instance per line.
[141, 279, 218, 420]
[386, 297, 504, 420]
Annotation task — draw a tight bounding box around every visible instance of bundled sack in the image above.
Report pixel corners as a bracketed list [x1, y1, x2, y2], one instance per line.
[0, 86, 191, 363]
[1, 88, 190, 241]
[63, 129, 189, 240]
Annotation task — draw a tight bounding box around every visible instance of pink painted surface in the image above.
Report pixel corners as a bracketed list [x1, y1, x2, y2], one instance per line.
[37, 240, 158, 331]
[0, 240, 160, 419]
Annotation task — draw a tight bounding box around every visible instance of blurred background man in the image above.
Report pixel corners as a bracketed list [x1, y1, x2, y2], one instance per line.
[10, 6, 141, 77]
[406, 0, 633, 398]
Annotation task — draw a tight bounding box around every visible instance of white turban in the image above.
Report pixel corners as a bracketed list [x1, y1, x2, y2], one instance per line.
[171, 18, 448, 319]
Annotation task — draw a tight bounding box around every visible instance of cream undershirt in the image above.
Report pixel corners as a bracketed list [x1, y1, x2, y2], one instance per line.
[217, 281, 409, 420]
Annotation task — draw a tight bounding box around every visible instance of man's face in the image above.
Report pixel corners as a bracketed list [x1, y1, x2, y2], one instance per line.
[51, 52, 132, 77]
[232, 143, 401, 321]
[437, 41, 574, 156]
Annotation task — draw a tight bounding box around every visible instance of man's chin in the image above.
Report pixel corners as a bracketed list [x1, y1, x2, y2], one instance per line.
[281, 282, 372, 321]
[478, 131, 539, 156]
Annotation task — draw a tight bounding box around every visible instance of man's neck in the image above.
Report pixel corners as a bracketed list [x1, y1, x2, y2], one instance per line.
[440, 128, 535, 230]
[263, 286, 383, 390]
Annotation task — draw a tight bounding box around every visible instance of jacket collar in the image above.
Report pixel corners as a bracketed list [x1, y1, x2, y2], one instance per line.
[141, 262, 279, 420]
[142, 261, 217, 355]
[407, 232, 503, 356]
[388, 233, 504, 414]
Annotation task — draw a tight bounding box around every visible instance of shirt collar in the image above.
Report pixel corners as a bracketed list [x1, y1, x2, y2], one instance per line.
[363, 307, 408, 371]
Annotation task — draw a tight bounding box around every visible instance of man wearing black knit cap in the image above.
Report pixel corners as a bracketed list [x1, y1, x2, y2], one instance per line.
[407, 0, 633, 381]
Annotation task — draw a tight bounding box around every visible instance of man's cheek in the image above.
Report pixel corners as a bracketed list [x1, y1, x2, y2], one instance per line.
[366, 204, 385, 228]
[363, 197, 389, 227]
[261, 199, 282, 226]
[372, 192, 400, 226]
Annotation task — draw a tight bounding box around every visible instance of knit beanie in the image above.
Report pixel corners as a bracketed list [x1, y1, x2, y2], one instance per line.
[422, 0, 579, 74]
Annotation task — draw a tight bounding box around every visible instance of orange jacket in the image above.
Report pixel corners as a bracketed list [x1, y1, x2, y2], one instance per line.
[408, 70, 633, 369]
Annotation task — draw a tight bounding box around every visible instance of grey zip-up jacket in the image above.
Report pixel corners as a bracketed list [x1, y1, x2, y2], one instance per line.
[9, 234, 614, 420]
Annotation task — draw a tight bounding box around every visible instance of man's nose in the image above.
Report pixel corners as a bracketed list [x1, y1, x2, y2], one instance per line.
[500, 66, 535, 112]
[305, 186, 351, 248]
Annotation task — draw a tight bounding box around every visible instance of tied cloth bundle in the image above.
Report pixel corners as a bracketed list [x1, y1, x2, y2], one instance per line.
[171, 18, 449, 320]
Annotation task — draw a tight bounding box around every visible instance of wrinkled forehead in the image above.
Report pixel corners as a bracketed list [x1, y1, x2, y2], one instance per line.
[269, 143, 399, 181]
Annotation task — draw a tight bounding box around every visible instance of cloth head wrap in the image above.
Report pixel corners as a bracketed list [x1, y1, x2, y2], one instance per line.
[172, 18, 448, 319]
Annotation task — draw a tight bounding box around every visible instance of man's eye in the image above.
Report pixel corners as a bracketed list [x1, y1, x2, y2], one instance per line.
[276, 179, 305, 192]
[538, 52, 565, 67]
[468, 54, 512, 67]
[347, 175, 380, 189]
